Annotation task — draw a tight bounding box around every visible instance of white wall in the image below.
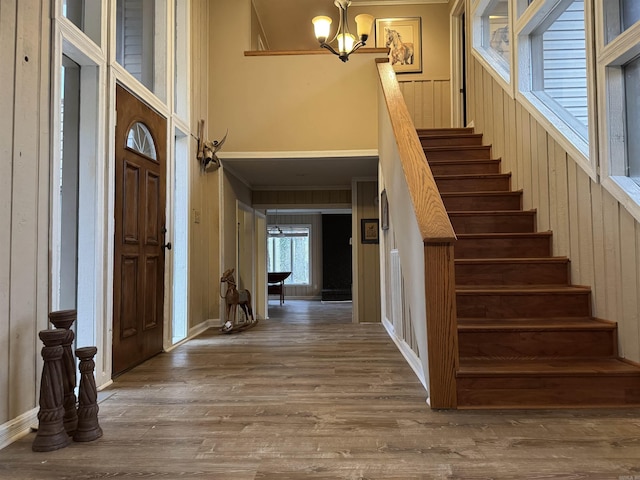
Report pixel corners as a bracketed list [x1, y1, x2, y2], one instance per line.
[209, 0, 382, 154]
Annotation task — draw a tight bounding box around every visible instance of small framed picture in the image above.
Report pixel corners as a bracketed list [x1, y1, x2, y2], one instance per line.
[381, 190, 389, 231]
[361, 218, 379, 244]
[375, 17, 422, 74]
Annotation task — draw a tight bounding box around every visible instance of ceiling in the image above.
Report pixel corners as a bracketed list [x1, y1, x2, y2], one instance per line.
[221, 154, 379, 189]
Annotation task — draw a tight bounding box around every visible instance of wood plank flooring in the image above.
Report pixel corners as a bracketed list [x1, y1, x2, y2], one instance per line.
[1, 300, 640, 479]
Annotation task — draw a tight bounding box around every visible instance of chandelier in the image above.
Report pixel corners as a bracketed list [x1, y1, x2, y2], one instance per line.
[312, 0, 374, 62]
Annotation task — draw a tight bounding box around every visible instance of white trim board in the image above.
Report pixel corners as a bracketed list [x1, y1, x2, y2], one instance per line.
[0, 408, 38, 451]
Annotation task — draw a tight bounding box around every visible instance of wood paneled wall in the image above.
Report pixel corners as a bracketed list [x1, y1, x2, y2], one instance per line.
[467, 55, 640, 362]
[189, 0, 221, 329]
[399, 79, 452, 130]
[0, 0, 51, 426]
[355, 181, 381, 323]
[253, 190, 351, 207]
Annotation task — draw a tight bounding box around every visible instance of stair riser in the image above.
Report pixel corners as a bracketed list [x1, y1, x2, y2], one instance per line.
[449, 214, 535, 234]
[458, 330, 615, 358]
[430, 161, 501, 175]
[455, 261, 570, 285]
[417, 128, 474, 136]
[456, 292, 592, 318]
[425, 147, 492, 160]
[455, 236, 552, 258]
[442, 194, 522, 211]
[435, 176, 511, 192]
[420, 135, 483, 147]
[457, 375, 640, 408]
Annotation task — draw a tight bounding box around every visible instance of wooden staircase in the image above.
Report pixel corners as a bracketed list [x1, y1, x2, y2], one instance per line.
[418, 127, 640, 409]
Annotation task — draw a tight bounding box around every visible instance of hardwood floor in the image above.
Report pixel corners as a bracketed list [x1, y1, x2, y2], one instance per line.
[1, 300, 640, 479]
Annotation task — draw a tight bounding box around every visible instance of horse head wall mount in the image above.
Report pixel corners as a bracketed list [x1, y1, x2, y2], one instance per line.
[196, 119, 227, 173]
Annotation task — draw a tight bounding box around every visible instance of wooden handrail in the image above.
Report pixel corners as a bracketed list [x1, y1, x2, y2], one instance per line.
[377, 60, 459, 409]
[376, 61, 455, 244]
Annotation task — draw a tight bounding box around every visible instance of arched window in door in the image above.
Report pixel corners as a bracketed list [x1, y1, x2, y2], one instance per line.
[126, 121, 157, 160]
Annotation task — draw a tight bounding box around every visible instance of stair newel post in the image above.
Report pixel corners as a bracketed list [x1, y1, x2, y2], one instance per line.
[73, 346, 103, 442]
[32, 329, 72, 452]
[49, 309, 78, 435]
[424, 242, 459, 409]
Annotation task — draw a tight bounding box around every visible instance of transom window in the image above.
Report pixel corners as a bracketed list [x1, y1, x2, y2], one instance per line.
[267, 225, 310, 285]
[62, 0, 101, 45]
[116, 0, 167, 100]
[126, 122, 157, 160]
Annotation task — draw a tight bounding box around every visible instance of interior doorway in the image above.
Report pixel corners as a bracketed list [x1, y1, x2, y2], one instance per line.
[112, 84, 168, 375]
[236, 202, 255, 296]
[452, 0, 468, 127]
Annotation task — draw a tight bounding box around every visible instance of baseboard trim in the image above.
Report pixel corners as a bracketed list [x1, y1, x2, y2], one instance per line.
[0, 407, 38, 450]
[164, 319, 222, 353]
[382, 317, 427, 391]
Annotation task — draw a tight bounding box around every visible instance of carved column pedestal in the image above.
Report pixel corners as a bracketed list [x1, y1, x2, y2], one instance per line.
[32, 329, 72, 452]
[73, 346, 103, 442]
[49, 309, 78, 435]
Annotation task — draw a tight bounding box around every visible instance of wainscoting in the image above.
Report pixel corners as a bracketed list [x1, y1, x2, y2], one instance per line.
[398, 78, 452, 129]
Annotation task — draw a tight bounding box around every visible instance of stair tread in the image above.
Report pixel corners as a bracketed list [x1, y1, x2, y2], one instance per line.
[449, 210, 536, 216]
[417, 127, 474, 133]
[418, 132, 478, 138]
[457, 231, 551, 238]
[457, 358, 640, 376]
[425, 145, 490, 151]
[456, 285, 590, 293]
[429, 158, 500, 163]
[458, 317, 616, 331]
[441, 190, 523, 196]
[435, 173, 511, 179]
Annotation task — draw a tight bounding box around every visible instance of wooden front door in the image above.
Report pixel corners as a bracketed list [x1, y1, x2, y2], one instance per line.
[113, 85, 167, 376]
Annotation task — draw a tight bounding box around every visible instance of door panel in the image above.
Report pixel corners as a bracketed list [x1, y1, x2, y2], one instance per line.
[121, 255, 139, 338]
[144, 255, 159, 330]
[145, 172, 160, 244]
[124, 162, 140, 242]
[113, 84, 166, 376]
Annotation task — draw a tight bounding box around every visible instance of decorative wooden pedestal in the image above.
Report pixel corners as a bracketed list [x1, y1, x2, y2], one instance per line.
[73, 346, 103, 442]
[32, 329, 72, 452]
[49, 309, 78, 435]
